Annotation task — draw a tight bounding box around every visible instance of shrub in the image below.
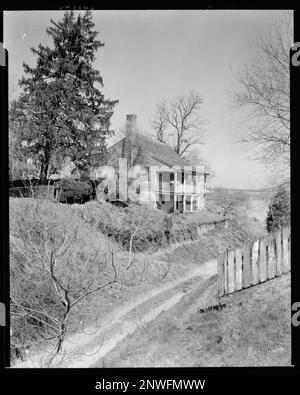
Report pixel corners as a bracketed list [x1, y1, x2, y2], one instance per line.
[266, 183, 290, 232]
[75, 201, 225, 253]
[55, 178, 93, 204]
[77, 201, 168, 252]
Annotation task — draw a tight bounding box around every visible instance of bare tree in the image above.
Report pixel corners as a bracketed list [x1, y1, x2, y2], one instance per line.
[207, 188, 249, 218]
[151, 92, 207, 158]
[10, 199, 165, 365]
[10, 200, 122, 361]
[232, 12, 292, 168]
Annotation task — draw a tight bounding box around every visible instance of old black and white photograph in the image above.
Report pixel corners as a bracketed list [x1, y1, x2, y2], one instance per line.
[3, 9, 291, 369]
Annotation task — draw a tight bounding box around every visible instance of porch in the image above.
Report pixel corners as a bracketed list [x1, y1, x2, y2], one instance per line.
[153, 167, 207, 213]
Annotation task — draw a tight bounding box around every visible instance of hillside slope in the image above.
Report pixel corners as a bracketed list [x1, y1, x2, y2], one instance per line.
[10, 197, 266, 366]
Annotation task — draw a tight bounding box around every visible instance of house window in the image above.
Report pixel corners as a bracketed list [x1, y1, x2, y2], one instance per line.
[192, 196, 198, 211]
[169, 173, 174, 192]
[192, 170, 197, 181]
[159, 173, 162, 200]
[192, 171, 197, 192]
[185, 195, 191, 211]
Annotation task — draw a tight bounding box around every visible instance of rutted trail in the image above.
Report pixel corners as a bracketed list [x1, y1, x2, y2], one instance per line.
[61, 259, 217, 368]
[15, 259, 217, 368]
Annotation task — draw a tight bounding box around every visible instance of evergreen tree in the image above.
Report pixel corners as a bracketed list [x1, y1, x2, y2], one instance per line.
[12, 11, 118, 183]
[266, 183, 290, 232]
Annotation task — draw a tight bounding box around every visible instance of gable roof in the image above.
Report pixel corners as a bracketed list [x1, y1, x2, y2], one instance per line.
[107, 133, 209, 174]
[133, 134, 189, 168]
[108, 134, 189, 168]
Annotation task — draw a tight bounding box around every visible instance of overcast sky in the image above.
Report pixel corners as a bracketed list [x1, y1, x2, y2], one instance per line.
[4, 10, 292, 189]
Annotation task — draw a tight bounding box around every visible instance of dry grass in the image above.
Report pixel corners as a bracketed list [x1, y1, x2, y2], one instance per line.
[97, 273, 291, 367]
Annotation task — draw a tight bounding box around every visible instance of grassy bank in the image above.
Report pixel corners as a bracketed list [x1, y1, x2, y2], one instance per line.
[73, 200, 224, 252]
[97, 273, 291, 367]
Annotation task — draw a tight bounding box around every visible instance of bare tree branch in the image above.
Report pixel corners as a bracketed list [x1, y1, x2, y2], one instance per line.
[151, 92, 207, 158]
[232, 13, 292, 169]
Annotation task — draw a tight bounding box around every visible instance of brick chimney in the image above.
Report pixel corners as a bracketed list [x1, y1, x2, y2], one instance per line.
[126, 114, 137, 137]
[123, 114, 137, 166]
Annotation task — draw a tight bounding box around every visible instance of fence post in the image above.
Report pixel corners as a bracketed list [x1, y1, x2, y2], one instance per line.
[266, 234, 276, 279]
[217, 253, 225, 297]
[259, 238, 267, 282]
[251, 240, 259, 285]
[228, 249, 235, 294]
[235, 248, 243, 291]
[282, 226, 290, 273]
[224, 250, 229, 294]
[275, 228, 283, 276]
[242, 244, 251, 289]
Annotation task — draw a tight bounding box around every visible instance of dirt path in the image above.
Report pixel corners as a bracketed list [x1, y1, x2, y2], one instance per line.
[15, 258, 217, 368]
[90, 274, 220, 368]
[62, 258, 217, 368]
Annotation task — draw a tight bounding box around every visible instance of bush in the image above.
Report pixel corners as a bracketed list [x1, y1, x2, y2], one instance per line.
[55, 178, 93, 204]
[266, 182, 290, 232]
[74, 201, 224, 253]
[77, 201, 168, 252]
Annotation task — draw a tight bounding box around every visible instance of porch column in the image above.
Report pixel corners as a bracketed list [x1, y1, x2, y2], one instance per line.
[174, 171, 177, 212]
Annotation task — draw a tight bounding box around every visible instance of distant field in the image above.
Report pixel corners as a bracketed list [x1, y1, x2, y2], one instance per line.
[206, 187, 271, 226]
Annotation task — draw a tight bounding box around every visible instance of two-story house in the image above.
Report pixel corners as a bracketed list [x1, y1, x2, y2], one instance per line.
[105, 114, 209, 213]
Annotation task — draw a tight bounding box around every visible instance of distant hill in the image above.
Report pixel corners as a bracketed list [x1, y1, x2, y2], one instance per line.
[206, 187, 273, 202]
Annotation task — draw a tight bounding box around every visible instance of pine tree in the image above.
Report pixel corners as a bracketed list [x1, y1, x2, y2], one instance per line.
[13, 11, 118, 183]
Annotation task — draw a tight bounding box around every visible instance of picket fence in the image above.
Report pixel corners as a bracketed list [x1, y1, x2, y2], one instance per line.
[217, 225, 290, 297]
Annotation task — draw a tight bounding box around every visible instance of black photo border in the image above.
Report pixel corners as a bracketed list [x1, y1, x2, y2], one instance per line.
[1, 2, 299, 392]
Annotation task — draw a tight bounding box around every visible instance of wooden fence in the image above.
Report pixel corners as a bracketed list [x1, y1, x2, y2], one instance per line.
[218, 226, 290, 297]
[197, 219, 229, 236]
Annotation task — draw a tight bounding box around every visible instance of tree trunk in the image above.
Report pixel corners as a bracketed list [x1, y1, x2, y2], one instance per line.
[39, 162, 49, 184]
[39, 151, 50, 185]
